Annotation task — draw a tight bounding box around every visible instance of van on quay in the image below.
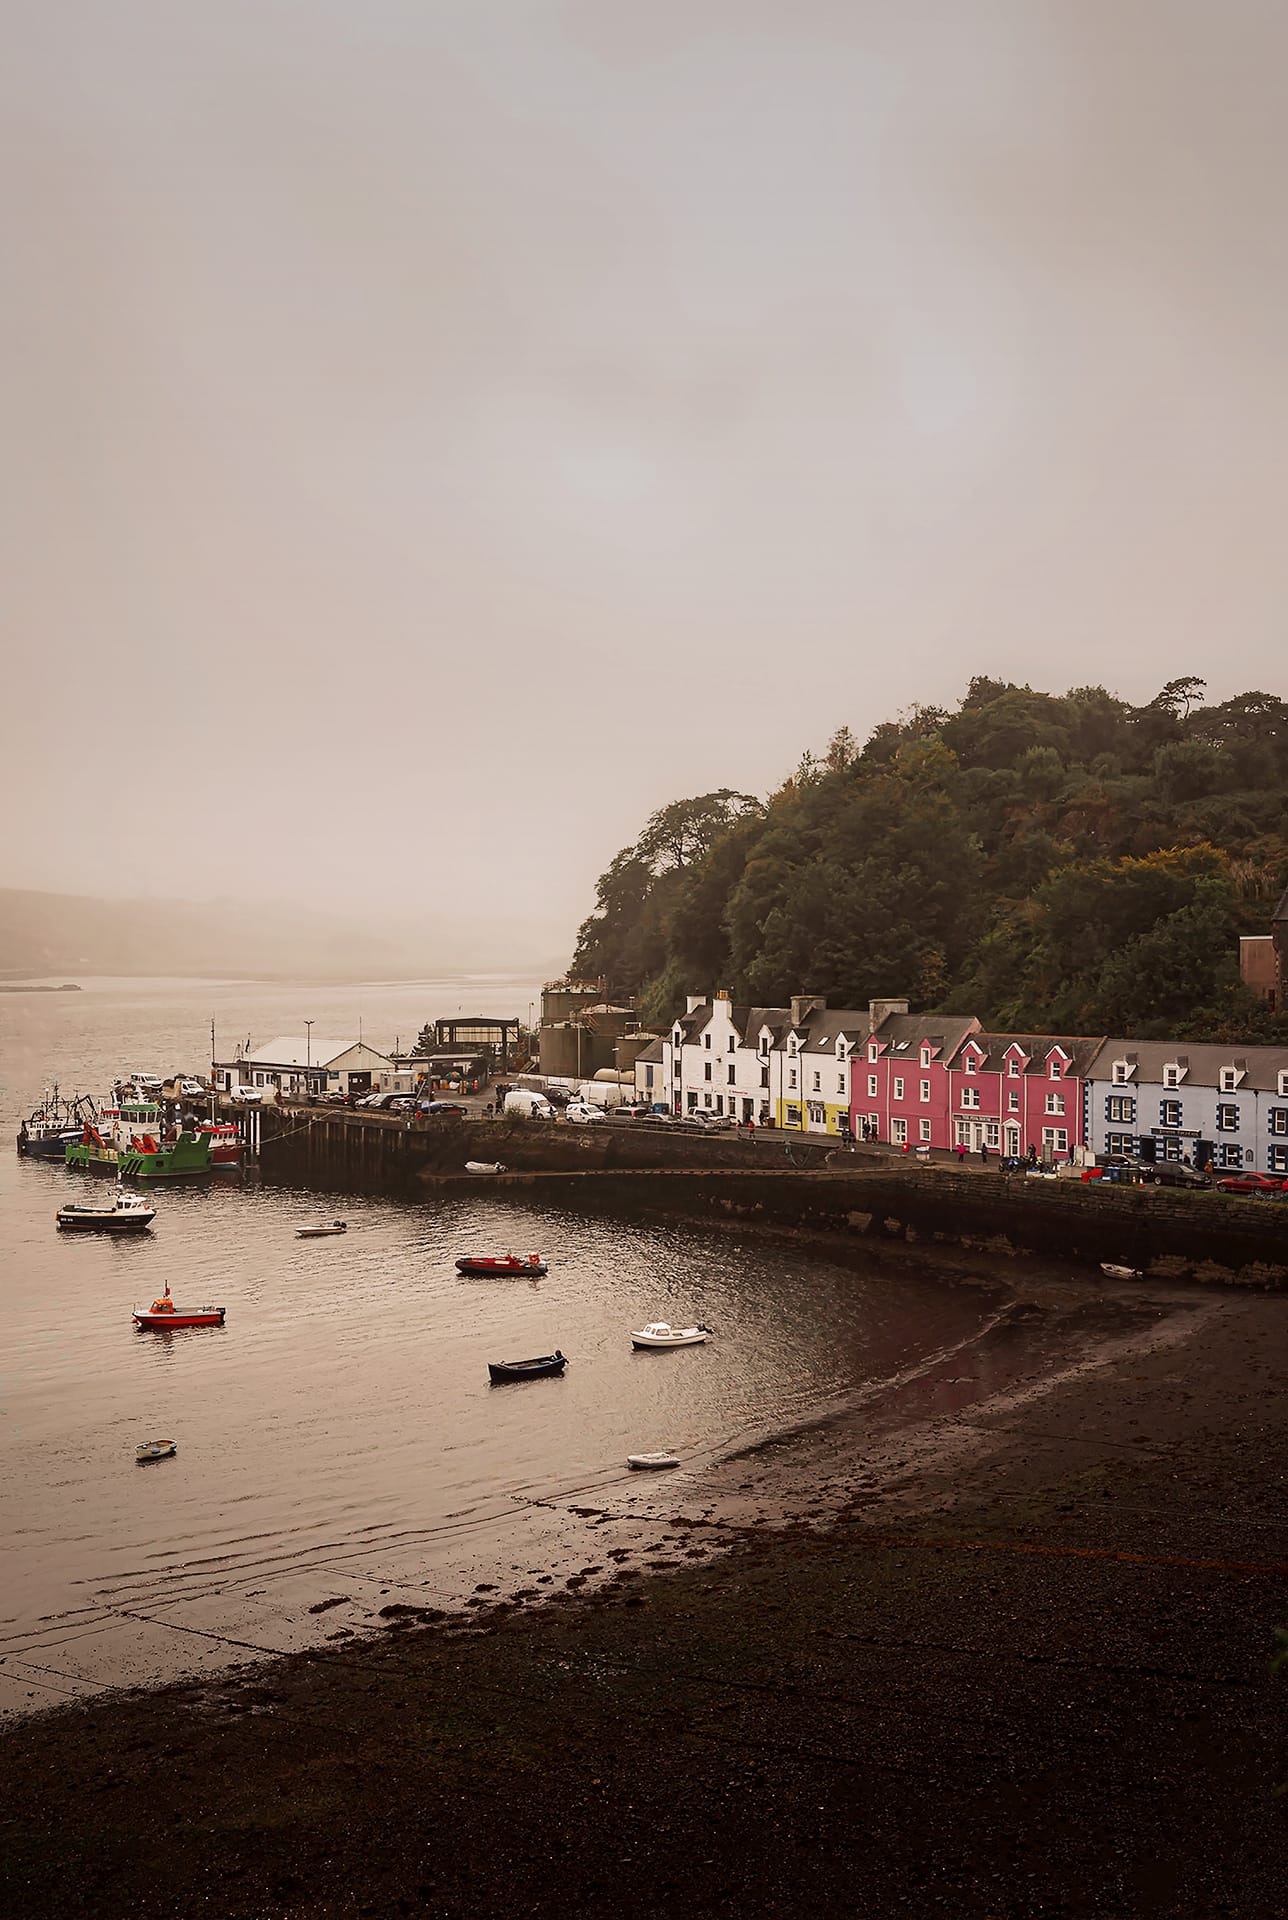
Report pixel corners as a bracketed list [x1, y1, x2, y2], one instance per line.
[503, 1089, 557, 1121]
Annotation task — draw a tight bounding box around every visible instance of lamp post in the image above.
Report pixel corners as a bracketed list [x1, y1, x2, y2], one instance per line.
[304, 1020, 313, 1101]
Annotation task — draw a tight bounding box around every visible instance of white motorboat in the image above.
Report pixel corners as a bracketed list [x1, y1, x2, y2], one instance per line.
[630, 1322, 712, 1350]
[627, 1452, 681, 1470]
[136, 1439, 176, 1462]
[1100, 1262, 1142, 1280]
[56, 1190, 156, 1233]
[465, 1161, 508, 1175]
[296, 1220, 348, 1238]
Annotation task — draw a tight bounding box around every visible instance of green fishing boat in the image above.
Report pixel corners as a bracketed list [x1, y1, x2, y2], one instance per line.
[64, 1100, 213, 1180]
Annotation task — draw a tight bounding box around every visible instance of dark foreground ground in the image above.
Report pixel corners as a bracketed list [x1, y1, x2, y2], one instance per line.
[3, 1286, 1287, 1919]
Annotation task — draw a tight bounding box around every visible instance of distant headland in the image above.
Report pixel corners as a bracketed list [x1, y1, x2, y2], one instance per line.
[0, 981, 81, 993]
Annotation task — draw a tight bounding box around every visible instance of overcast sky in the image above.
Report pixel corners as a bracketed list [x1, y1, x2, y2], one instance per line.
[3, 0, 1285, 958]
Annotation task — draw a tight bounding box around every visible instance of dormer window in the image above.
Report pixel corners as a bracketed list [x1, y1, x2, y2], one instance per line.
[963, 1054, 978, 1075]
[1162, 1064, 1180, 1090]
[759, 1036, 770, 1057]
[704, 1034, 711, 1051]
[1279, 1072, 1288, 1098]
[728, 1037, 736, 1053]
[1219, 1067, 1237, 1093]
[919, 1046, 930, 1068]
[1049, 1058, 1062, 1080]
[1007, 1058, 1020, 1079]
[1112, 1059, 1132, 1085]
[672, 1029, 683, 1047]
[868, 1042, 879, 1063]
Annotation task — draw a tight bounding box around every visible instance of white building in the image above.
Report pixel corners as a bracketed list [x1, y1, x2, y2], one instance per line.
[1085, 1039, 1288, 1174]
[213, 1037, 395, 1100]
[661, 992, 793, 1123]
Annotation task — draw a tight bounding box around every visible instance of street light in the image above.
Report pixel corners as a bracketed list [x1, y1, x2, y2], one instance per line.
[304, 1020, 314, 1099]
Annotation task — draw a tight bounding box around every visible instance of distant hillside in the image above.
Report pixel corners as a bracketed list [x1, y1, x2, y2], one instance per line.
[0, 888, 494, 982]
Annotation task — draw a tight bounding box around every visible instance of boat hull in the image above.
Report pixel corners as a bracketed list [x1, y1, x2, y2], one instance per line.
[488, 1354, 566, 1382]
[627, 1453, 681, 1470]
[65, 1133, 213, 1179]
[134, 1309, 225, 1328]
[57, 1210, 155, 1232]
[457, 1257, 547, 1277]
[19, 1130, 81, 1159]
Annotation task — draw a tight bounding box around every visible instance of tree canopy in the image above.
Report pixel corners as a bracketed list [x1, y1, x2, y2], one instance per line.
[570, 680, 1288, 1041]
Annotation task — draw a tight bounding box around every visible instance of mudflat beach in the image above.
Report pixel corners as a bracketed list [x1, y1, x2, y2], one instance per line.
[3, 1265, 1287, 1919]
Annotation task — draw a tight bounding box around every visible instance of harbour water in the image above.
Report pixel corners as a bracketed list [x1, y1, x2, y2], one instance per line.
[1, 977, 1009, 1715]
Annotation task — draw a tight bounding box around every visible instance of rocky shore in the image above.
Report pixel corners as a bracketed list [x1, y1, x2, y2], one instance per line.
[3, 1275, 1287, 1918]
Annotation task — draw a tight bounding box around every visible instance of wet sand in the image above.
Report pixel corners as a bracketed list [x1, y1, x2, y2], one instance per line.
[3, 1267, 1288, 1917]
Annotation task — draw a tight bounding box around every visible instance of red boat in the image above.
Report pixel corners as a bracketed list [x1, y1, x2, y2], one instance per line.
[198, 1122, 242, 1167]
[455, 1252, 548, 1277]
[133, 1284, 227, 1330]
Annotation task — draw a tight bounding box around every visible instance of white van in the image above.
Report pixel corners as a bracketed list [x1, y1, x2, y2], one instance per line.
[504, 1088, 557, 1122]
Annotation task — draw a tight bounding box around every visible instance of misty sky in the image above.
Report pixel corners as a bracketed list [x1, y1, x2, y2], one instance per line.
[3, 1, 1285, 958]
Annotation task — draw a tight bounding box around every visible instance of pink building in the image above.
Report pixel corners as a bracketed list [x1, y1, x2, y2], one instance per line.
[944, 1033, 1103, 1162]
[850, 1013, 980, 1149]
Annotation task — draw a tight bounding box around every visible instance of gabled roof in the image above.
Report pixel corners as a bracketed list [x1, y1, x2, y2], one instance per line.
[801, 1011, 869, 1054]
[244, 1036, 354, 1070]
[633, 1035, 665, 1064]
[958, 1033, 1105, 1077]
[674, 1002, 792, 1046]
[868, 1012, 981, 1060]
[1087, 1038, 1288, 1091]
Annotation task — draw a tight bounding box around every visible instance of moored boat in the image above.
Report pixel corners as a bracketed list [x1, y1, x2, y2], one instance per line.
[17, 1086, 97, 1158]
[134, 1285, 225, 1329]
[627, 1452, 681, 1470]
[456, 1251, 547, 1277]
[465, 1161, 508, 1175]
[1100, 1262, 1142, 1280]
[198, 1122, 243, 1167]
[630, 1322, 712, 1349]
[65, 1103, 213, 1179]
[487, 1351, 567, 1382]
[137, 1439, 177, 1462]
[56, 1190, 156, 1232]
[297, 1220, 348, 1238]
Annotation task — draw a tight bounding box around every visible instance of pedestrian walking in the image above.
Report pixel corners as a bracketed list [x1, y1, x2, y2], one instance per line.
[748, 1117, 756, 1140]
[979, 1142, 988, 1164]
[956, 1143, 966, 1164]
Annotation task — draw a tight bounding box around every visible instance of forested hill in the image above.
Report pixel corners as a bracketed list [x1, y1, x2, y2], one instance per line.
[572, 679, 1288, 1043]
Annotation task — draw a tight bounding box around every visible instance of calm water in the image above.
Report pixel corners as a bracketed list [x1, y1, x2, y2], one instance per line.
[0, 978, 1006, 1713]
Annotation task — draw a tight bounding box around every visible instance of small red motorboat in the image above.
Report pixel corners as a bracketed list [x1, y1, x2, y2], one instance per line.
[133, 1284, 227, 1330]
[455, 1251, 548, 1277]
[198, 1122, 242, 1167]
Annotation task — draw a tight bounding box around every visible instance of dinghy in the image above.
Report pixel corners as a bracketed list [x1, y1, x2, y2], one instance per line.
[457, 1252, 547, 1277]
[465, 1161, 508, 1175]
[296, 1220, 348, 1238]
[136, 1439, 177, 1463]
[627, 1452, 681, 1470]
[630, 1322, 712, 1349]
[487, 1351, 567, 1383]
[1100, 1262, 1142, 1280]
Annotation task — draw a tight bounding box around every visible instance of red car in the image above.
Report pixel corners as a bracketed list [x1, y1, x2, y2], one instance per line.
[1214, 1171, 1288, 1196]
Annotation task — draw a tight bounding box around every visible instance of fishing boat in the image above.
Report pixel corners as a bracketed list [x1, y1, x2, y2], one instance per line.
[465, 1161, 508, 1175]
[198, 1122, 243, 1167]
[627, 1452, 681, 1470]
[56, 1190, 156, 1233]
[133, 1285, 225, 1330]
[137, 1439, 177, 1463]
[296, 1220, 348, 1238]
[17, 1086, 96, 1158]
[1100, 1262, 1142, 1280]
[487, 1351, 567, 1382]
[456, 1252, 547, 1277]
[630, 1322, 712, 1349]
[65, 1103, 213, 1180]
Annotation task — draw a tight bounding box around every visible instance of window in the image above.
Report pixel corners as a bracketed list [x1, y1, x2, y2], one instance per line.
[759, 1036, 770, 1056]
[954, 1119, 971, 1146]
[760, 1067, 769, 1088]
[1106, 1095, 1135, 1123]
[1216, 1103, 1239, 1131]
[1269, 1144, 1288, 1174]
[985, 1121, 1000, 1148]
[788, 1069, 797, 1091]
[868, 1043, 879, 1063]
[704, 1034, 711, 1050]
[687, 1092, 698, 1110]
[867, 1075, 878, 1098]
[704, 1063, 712, 1082]
[672, 1060, 681, 1078]
[785, 1105, 801, 1127]
[919, 1119, 932, 1142]
[960, 1086, 980, 1110]
[1007, 1090, 1019, 1112]
[727, 1065, 736, 1086]
[837, 1074, 845, 1095]
[1269, 1108, 1288, 1136]
[919, 1079, 930, 1103]
[891, 1118, 908, 1145]
[1105, 1131, 1136, 1156]
[1160, 1100, 1182, 1128]
[1217, 1142, 1243, 1169]
[644, 1066, 654, 1090]
[963, 1054, 977, 1075]
[1112, 1061, 1129, 1084]
[920, 1047, 931, 1069]
[1045, 1092, 1066, 1116]
[893, 1077, 904, 1101]
[812, 1072, 821, 1092]
[728, 1036, 736, 1053]
[1219, 1068, 1237, 1092]
[704, 1092, 713, 1108]
[1042, 1127, 1069, 1155]
[1279, 1072, 1288, 1098]
[1007, 1058, 1020, 1078]
[1162, 1064, 1180, 1089]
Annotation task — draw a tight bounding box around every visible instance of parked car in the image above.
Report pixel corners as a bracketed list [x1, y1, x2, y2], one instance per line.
[1214, 1171, 1288, 1196]
[355, 1090, 388, 1108]
[542, 1087, 572, 1108]
[420, 1100, 468, 1117]
[228, 1086, 262, 1105]
[613, 1101, 652, 1119]
[565, 1101, 607, 1124]
[1098, 1154, 1210, 1190]
[388, 1096, 418, 1112]
[689, 1111, 736, 1131]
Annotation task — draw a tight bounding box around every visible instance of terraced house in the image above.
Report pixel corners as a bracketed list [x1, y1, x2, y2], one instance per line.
[1085, 1040, 1288, 1176]
[852, 1011, 981, 1149]
[944, 1033, 1102, 1162]
[662, 992, 793, 1123]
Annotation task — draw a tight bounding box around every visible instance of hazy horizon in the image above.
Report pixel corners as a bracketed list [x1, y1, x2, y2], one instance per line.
[4, 1, 1285, 959]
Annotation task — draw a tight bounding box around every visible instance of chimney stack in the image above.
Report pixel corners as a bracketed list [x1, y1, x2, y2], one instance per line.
[790, 995, 825, 1029]
[867, 997, 910, 1033]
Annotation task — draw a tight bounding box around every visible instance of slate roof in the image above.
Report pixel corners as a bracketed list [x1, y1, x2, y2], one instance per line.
[633, 1035, 665, 1064]
[868, 1012, 981, 1061]
[1086, 1038, 1288, 1091]
[952, 1033, 1105, 1077]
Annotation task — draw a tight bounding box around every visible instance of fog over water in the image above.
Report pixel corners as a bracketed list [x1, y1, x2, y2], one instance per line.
[3, 2, 1286, 952]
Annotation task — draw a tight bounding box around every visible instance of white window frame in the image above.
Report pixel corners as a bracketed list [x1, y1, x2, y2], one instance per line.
[1007, 1057, 1020, 1079]
[1042, 1126, 1069, 1155]
[919, 1079, 931, 1103]
[919, 1118, 932, 1142]
[891, 1117, 908, 1145]
[960, 1086, 980, 1110]
[920, 1047, 931, 1069]
[867, 1074, 878, 1098]
[868, 1042, 879, 1063]
[963, 1053, 978, 1075]
[1045, 1092, 1066, 1115]
[1048, 1058, 1062, 1080]
[893, 1077, 904, 1101]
